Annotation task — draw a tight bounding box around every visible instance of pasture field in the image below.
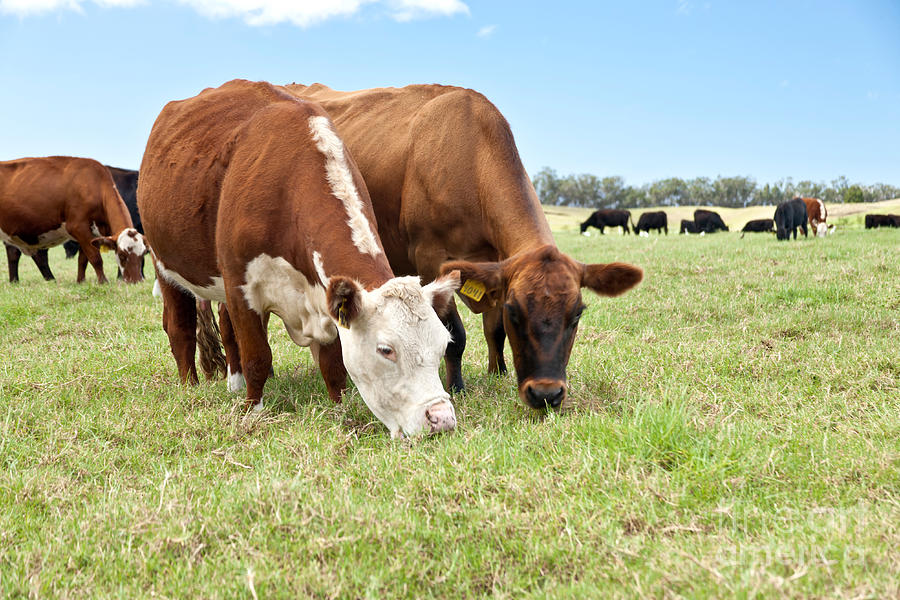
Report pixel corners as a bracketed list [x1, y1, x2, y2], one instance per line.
[1, 210, 898, 598]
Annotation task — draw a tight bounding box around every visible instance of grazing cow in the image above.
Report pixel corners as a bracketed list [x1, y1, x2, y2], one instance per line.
[740, 218, 775, 238]
[139, 79, 461, 437]
[5, 166, 145, 282]
[865, 214, 900, 229]
[0, 156, 147, 284]
[288, 82, 643, 410]
[580, 209, 632, 235]
[694, 209, 729, 233]
[798, 197, 829, 237]
[774, 198, 808, 240]
[679, 219, 699, 234]
[633, 211, 668, 235]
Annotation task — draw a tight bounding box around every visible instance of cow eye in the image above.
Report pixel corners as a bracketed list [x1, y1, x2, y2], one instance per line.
[376, 344, 397, 362]
[569, 306, 585, 328]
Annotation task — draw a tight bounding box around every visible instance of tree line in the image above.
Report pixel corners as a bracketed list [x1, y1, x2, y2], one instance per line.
[531, 168, 900, 209]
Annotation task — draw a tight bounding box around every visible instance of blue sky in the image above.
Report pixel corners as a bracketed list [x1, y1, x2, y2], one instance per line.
[1, 0, 898, 186]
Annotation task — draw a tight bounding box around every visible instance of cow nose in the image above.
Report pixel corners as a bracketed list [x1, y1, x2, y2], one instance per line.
[525, 383, 566, 409]
[424, 401, 456, 434]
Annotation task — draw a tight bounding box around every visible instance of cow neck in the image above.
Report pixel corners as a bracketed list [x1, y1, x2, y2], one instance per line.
[100, 185, 134, 234]
[483, 173, 556, 261]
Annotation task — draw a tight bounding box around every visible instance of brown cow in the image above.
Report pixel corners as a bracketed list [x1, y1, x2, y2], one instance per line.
[287, 83, 643, 410]
[0, 156, 146, 283]
[138, 80, 461, 438]
[798, 197, 831, 237]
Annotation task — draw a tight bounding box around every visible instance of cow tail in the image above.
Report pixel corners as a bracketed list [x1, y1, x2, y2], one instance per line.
[196, 300, 227, 380]
[628, 213, 636, 233]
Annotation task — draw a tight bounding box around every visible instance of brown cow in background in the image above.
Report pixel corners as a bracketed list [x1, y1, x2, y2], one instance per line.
[798, 197, 832, 237]
[0, 156, 147, 283]
[288, 82, 642, 410]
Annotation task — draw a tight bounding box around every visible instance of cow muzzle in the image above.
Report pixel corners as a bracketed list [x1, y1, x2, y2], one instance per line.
[424, 399, 456, 434]
[521, 379, 567, 410]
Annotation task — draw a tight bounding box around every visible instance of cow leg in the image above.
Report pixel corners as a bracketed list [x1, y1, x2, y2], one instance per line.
[158, 277, 199, 385]
[76, 248, 89, 283]
[483, 305, 507, 375]
[310, 338, 348, 402]
[5, 244, 21, 283]
[32, 249, 55, 281]
[218, 303, 245, 393]
[67, 226, 108, 284]
[802, 223, 808, 238]
[442, 299, 467, 394]
[223, 287, 271, 411]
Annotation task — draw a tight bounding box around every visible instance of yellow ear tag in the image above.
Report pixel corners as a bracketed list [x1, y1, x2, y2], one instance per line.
[100, 245, 110, 254]
[338, 300, 350, 329]
[460, 279, 486, 302]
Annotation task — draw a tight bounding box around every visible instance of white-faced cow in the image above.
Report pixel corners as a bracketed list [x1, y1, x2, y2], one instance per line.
[0, 156, 147, 284]
[580, 209, 632, 235]
[7, 165, 145, 283]
[633, 211, 668, 235]
[138, 79, 460, 438]
[287, 83, 643, 410]
[798, 197, 831, 237]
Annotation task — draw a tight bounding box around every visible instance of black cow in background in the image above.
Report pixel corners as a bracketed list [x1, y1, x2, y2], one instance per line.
[6, 166, 141, 283]
[740, 218, 775, 238]
[64, 167, 144, 278]
[694, 209, 729, 233]
[774, 198, 808, 240]
[679, 219, 700, 234]
[634, 211, 668, 235]
[865, 214, 900, 229]
[580, 209, 632, 235]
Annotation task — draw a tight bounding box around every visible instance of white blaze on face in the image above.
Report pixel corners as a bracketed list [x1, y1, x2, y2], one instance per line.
[336, 276, 456, 438]
[307, 115, 382, 258]
[114, 228, 148, 271]
[816, 222, 828, 237]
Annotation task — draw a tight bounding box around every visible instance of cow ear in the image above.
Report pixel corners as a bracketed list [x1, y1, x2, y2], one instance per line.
[90, 236, 117, 251]
[423, 270, 461, 319]
[581, 262, 643, 297]
[326, 276, 364, 328]
[439, 260, 503, 314]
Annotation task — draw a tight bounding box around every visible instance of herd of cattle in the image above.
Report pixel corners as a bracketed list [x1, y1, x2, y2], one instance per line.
[581, 198, 899, 240]
[1, 80, 897, 437]
[0, 79, 647, 438]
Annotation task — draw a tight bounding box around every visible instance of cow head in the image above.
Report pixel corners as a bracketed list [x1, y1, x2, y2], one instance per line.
[91, 228, 148, 283]
[326, 271, 461, 438]
[441, 245, 642, 410]
[815, 222, 829, 237]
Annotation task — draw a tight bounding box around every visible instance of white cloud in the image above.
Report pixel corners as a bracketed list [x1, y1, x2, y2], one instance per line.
[0, 0, 469, 25]
[676, 0, 691, 15]
[477, 24, 495, 38]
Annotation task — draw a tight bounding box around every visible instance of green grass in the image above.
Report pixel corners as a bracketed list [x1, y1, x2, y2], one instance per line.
[1, 217, 898, 598]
